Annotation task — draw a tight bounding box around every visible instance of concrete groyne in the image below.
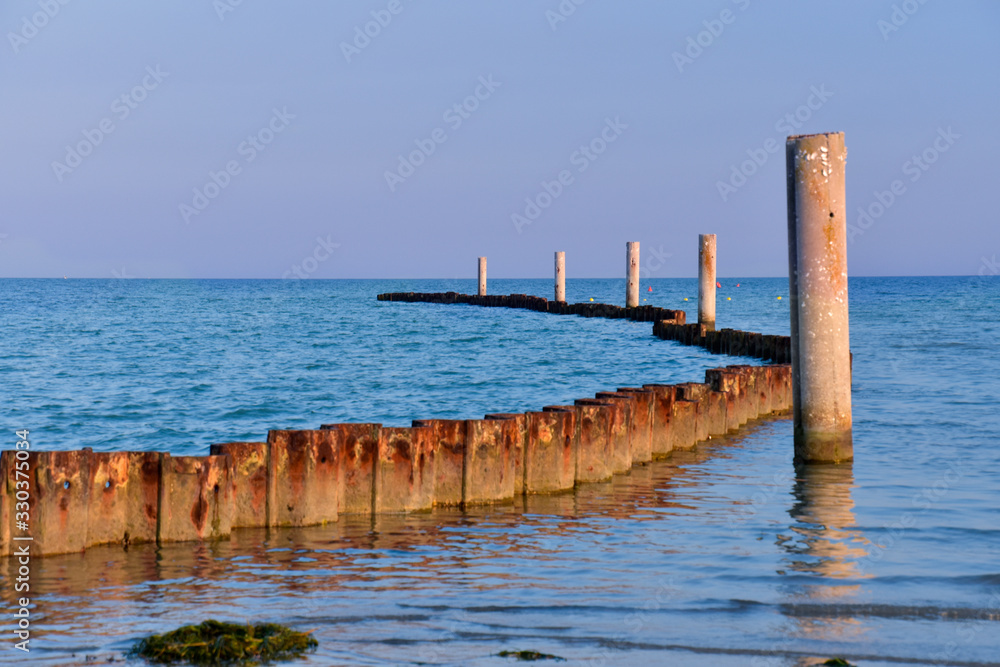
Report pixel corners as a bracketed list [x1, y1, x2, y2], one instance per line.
[2, 295, 793, 558]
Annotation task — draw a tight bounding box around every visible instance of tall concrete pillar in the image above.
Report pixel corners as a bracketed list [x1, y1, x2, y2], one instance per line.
[554, 251, 566, 302]
[626, 241, 639, 307]
[478, 256, 487, 296]
[698, 234, 717, 331]
[785, 132, 853, 463]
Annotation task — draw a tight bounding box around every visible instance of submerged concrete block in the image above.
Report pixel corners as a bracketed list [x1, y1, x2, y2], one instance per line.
[320, 423, 379, 514]
[573, 399, 614, 483]
[86, 451, 161, 547]
[524, 410, 576, 494]
[464, 418, 516, 505]
[595, 392, 634, 474]
[158, 454, 233, 543]
[670, 400, 699, 450]
[376, 426, 435, 512]
[643, 384, 678, 458]
[413, 419, 465, 506]
[266, 430, 342, 527]
[209, 443, 267, 529]
[1, 450, 92, 556]
[617, 387, 653, 464]
[485, 412, 528, 496]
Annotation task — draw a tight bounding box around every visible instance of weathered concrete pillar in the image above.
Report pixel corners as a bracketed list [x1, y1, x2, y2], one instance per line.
[698, 233, 717, 331]
[595, 392, 634, 473]
[617, 387, 654, 464]
[524, 410, 576, 493]
[573, 399, 614, 483]
[670, 400, 699, 450]
[643, 384, 678, 458]
[464, 418, 516, 504]
[158, 453, 233, 543]
[626, 241, 640, 307]
[478, 256, 487, 296]
[786, 132, 853, 463]
[1, 450, 92, 555]
[413, 419, 465, 506]
[485, 413, 528, 496]
[86, 451, 161, 547]
[209, 443, 267, 529]
[320, 423, 379, 514]
[554, 251, 566, 302]
[266, 430, 342, 527]
[376, 426, 435, 512]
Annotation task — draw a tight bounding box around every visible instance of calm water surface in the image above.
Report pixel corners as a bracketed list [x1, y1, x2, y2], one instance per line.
[0, 277, 998, 665]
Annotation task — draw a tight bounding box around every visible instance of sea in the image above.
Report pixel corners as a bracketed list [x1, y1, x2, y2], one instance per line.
[0, 276, 997, 666]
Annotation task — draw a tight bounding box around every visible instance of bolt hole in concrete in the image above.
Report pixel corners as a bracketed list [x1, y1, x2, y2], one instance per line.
[213, 484, 220, 494]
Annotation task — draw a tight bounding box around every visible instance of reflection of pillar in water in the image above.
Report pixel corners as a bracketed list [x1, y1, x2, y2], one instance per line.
[779, 463, 870, 641]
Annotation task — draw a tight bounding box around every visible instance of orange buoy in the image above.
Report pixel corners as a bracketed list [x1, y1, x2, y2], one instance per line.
[647, 286, 652, 292]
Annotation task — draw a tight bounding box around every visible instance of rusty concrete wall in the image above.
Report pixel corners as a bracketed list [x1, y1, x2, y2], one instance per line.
[573, 399, 614, 483]
[375, 426, 435, 513]
[524, 410, 576, 494]
[157, 453, 233, 544]
[485, 413, 527, 496]
[320, 423, 379, 515]
[413, 419, 466, 506]
[464, 419, 516, 505]
[87, 451, 160, 547]
[595, 392, 634, 474]
[266, 430, 341, 527]
[617, 388, 653, 464]
[2, 302, 795, 563]
[209, 443, 266, 529]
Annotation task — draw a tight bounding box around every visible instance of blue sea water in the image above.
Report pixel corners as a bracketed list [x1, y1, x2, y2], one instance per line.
[1, 276, 998, 665]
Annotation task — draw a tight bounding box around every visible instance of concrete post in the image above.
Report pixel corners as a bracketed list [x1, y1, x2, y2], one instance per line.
[554, 251, 566, 302]
[698, 234, 717, 331]
[478, 256, 487, 296]
[626, 241, 639, 307]
[786, 132, 853, 463]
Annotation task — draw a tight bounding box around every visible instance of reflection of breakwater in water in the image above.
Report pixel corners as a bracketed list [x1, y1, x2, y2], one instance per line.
[0, 294, 795, 560]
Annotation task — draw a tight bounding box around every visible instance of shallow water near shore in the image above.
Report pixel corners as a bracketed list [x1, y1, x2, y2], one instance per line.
[1, 276, 998, 665]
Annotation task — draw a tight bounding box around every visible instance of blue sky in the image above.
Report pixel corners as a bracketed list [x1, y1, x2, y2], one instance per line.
[1, 1, 997, 278]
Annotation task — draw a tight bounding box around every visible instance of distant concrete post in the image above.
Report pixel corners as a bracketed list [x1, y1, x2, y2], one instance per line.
[554, 251, 566, 302]
[785, 132, 853, 463]
[698, 234, 717, 331]
[626, 241, 639, 307]
[478, 257, 487, 296]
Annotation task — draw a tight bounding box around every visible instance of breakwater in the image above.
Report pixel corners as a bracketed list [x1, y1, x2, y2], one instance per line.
[2, 294, 792, 558]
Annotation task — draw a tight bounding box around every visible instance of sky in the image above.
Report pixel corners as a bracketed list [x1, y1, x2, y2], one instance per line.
[1, 1, 997, 279]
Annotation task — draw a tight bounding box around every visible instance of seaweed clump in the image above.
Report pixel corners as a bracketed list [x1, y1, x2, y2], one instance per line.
[129, 619, 317, 664]
[497, 650, 565, 661]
